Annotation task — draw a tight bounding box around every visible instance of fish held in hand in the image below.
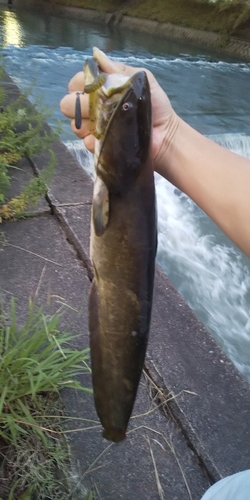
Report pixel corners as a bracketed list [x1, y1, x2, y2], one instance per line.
[86, 52, 157, 443]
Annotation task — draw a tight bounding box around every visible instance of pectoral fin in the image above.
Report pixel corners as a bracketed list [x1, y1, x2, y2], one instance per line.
[92, 176, 109, 236]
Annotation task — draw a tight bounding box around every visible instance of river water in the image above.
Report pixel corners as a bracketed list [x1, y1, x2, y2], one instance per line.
[1, 5, 250, 381]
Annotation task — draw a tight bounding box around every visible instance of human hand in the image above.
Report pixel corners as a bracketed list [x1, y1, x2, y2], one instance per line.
[60, 47, 179, 172]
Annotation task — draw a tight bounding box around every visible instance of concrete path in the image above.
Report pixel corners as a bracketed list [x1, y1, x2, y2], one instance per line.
[1, 75, 250, 500]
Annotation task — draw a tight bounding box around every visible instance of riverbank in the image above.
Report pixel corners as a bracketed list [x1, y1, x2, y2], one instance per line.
[50, 4, 250, 60]
[7, 0, 249, 61]
[45, 0, 250, 39]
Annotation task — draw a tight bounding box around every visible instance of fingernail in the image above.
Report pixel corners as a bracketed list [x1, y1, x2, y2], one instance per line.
[93, 47, 107, 58]
[93, 47, 116, 69]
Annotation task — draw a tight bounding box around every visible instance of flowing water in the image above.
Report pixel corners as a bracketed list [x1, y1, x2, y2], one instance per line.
[0, 5, 250, 380]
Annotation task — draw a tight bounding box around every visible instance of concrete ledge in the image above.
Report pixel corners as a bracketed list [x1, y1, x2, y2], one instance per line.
[55, 5, 106, 22]
[120, 16, 159, 35]
[121, 17, 250, 61]
[156, 22, 221, 46]
[53, 204, 93, 281]
[31, 142, 93, 205]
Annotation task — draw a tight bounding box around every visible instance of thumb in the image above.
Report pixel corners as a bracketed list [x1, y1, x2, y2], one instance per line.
[93, 47, 137, 78]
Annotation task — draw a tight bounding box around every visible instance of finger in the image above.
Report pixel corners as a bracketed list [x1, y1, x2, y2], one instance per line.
[70, 119, 95, 153]
[60, 91, 89, 119]
[93, 47, 157, 90]
[68, 71, 85, 93]
[84, 133, 95, 153]
[93, 47, 137, 77]
[71, 118, 89, 138]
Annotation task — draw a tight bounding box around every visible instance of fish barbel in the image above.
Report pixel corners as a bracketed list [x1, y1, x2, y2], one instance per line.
[86, 51, 157, 442]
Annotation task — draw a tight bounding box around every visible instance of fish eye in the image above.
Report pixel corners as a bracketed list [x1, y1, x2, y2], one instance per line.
[122, 102, 132, 111]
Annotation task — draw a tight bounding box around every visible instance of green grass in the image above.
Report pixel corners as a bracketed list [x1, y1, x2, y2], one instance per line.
[0, 298, 92, 499]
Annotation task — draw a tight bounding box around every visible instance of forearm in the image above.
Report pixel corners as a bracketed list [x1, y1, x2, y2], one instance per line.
[157, 118, 250, 257]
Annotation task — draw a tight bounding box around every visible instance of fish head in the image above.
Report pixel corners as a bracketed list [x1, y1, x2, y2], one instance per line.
[96, 71, 152, 194]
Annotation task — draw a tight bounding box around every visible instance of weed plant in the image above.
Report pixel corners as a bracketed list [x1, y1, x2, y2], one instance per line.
[0, 299, 91, 499]
[0, 64, 60, 221]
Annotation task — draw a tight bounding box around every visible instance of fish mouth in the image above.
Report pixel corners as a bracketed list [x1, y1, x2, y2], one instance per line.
[84, 55, 148, 140]
[101, 71, 145, 97]
[97, 71, 148, 140]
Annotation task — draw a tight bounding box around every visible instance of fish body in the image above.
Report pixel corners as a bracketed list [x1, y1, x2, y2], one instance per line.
[87, 59, 157, 442]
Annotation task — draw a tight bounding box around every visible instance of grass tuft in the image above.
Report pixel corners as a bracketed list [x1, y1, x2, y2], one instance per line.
[0, 298, 92, 499]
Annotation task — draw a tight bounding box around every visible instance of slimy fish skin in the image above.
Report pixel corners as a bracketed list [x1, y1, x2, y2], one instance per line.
[86, 54, 157, 443]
